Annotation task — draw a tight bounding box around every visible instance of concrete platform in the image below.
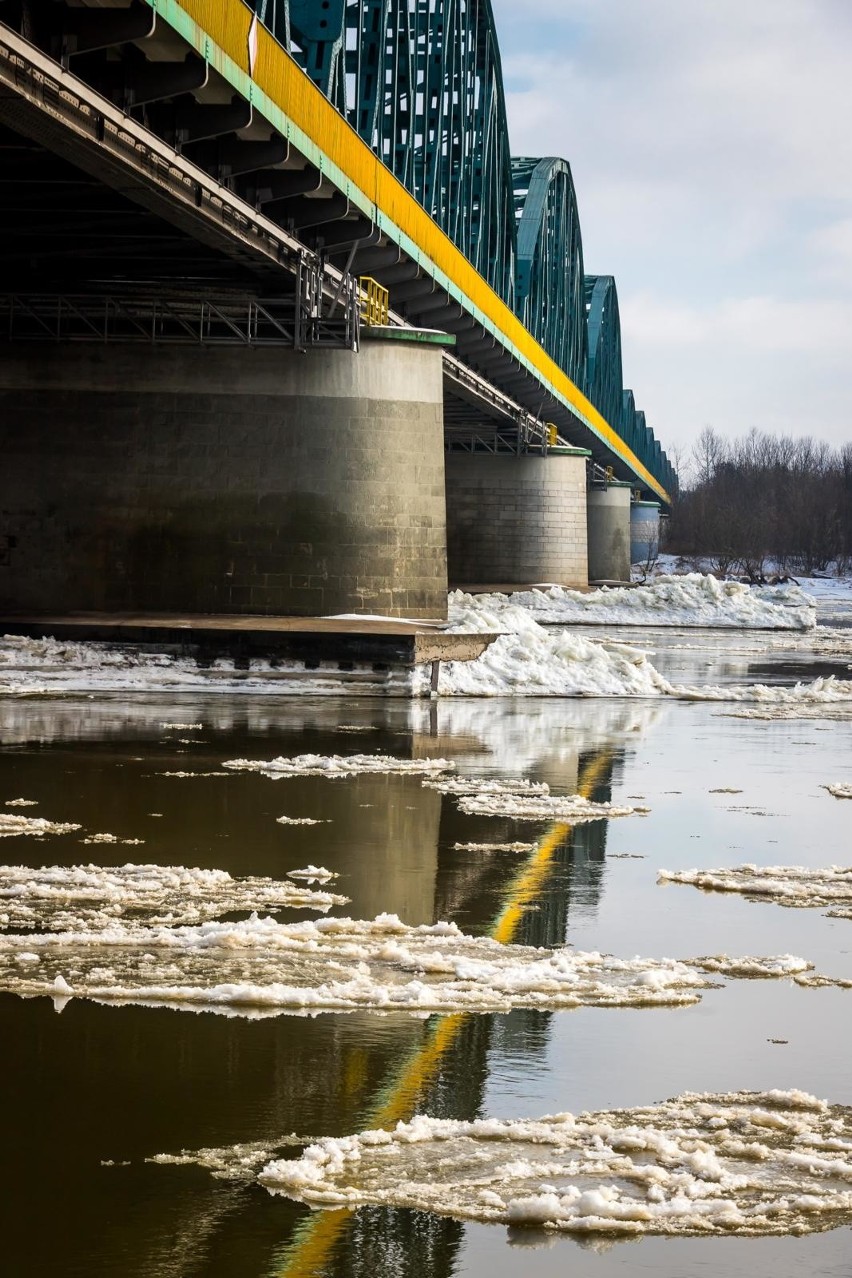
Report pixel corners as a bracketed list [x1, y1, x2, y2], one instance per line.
[0, 613, 497, 670]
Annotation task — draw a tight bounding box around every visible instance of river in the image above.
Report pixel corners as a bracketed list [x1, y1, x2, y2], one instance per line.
[1, 610, 850, 1277]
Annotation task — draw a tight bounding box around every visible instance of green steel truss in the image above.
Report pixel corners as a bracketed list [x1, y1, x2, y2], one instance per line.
[512, 157, 586, 390]
[252, 0, 677, 493]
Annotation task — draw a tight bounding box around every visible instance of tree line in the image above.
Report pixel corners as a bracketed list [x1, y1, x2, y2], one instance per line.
[667, 427, 852, 577]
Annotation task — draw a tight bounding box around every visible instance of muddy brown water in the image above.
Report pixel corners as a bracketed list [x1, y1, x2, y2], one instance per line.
[1, 626, 851, 1277]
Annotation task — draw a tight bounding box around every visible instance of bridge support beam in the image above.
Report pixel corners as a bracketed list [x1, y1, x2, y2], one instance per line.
[587, 482, 632, 583]
[445, 451, 589, 590]
[0, 333, 449, 619]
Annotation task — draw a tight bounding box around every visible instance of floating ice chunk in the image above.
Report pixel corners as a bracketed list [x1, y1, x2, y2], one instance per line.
[688, 954, 812, 978]
[257, 1089, 852, 1238]
[0, 862, 348, 931]
[148, 1133, 310, 1181]
[276, 816, 329, 826]
[423, 776, 550, 797]
[79, 833, 145, 846]
[161, 723, 203, 730]
[5, 799, 38, 807]
[0, 912, 811, 1019]
[452, 842, 537, 853]
[161, 771, 232, 778]
[0, 814, 81, 839]
[659, 864, 852, 920]
[222, 754, 453, 778]
[674, 676, 852, 714]
[457, 794, 648, 822]
[824, 784, 852, 800]
[286, 866, 339, 884]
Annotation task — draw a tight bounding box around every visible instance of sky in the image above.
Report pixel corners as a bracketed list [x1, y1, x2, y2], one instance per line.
[490, 0, 852, 464]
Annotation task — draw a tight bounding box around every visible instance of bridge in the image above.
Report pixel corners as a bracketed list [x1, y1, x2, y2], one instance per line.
[0, 0, 677, 621]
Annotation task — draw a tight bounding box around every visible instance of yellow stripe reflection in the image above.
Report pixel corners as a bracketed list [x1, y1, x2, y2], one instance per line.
[277, 750, 613, 1276]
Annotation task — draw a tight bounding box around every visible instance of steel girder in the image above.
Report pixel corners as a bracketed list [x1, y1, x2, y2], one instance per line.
[287, 0, 516, 305]
[585, 274, 624, 440]
[242, 5, 678, 492]
[511, 157, 586, 390]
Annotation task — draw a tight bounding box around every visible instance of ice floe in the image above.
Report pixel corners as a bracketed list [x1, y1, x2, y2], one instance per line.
[276, 816, 329, 826]
[0, 911, 815, 1018]
[0, 814, 81, 839]
[824, 784, 852, 800]
[659, 864, 852, 920]
[452, 842, 537, 853]
[258, 1089, 852, 1238]
[456, 794, 648, 822]
[286, 866, 339, 884]
[5, 798, 38, 807]
[423, 776, 550, 797]
[0, 863, 348, 931]
[222, 753, 453, 778]
[470, 574, 817, 630]
[80, 833, 145, 846]
[149, 1133, 310, 1181]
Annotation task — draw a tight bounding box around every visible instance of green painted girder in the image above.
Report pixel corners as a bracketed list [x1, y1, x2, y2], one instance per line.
[287, 0, 516, 307]
[511, 157, 586, 390]
[585, 274, 624, 438]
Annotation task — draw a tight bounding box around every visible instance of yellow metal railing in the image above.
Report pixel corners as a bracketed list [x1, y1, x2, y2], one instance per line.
[359, 276, 389, 327]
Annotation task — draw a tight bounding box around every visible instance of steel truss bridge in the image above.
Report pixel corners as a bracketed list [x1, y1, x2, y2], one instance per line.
[0, 0, 676, 502]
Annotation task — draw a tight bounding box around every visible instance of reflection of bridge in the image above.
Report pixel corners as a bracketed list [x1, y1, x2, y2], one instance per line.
[0, 1, 675, 620]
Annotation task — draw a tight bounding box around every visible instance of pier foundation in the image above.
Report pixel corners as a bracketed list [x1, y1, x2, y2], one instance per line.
[0, 333, 448, 618]
[445, 450, 589, 589]
[586, 482, 631, 583]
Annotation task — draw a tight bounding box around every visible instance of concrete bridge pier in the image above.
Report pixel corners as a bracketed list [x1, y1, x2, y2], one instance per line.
[444, 449, 590, 590]
[586, 481, 632, 583]
[630, 500, 662, 566]
[0, 330, 449, 619]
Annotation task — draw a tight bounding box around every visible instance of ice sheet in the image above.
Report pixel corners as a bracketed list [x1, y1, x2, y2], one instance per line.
[659, 864, 852, 920]
[0, 814, 80, 839]
[0, 863, 348, 931]
[456, 794, 648, 821]
[222, 754, 453, 778]
[0, 910, 815, 1018]
[258, 1089, 852, 1237]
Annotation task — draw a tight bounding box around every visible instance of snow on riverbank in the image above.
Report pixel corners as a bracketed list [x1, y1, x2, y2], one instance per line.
[1, 576, 849, 705]
[470, 574, 816, 630]
[0, 910, 811, 1018]
[0, 863, 347, 931]
[258, 1090, 852, 1238]
[431, 594, 673, 696]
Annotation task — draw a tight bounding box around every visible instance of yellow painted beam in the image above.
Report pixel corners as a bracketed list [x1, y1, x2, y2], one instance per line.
[275, 750, 613, 1276]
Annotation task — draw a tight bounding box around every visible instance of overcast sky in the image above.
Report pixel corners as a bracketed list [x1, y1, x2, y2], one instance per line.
[490, 0, 852, 462]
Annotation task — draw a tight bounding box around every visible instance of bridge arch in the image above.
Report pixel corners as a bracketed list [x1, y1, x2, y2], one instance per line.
[511, 157, 586, 389]
[585, 274, 625, 438]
